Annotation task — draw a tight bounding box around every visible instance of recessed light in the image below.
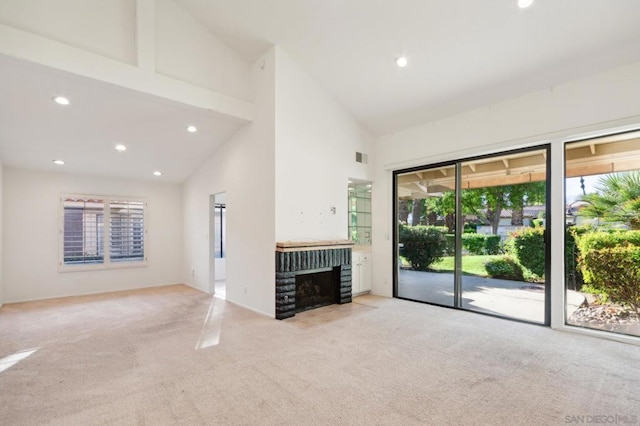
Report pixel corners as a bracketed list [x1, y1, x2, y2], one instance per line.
[52, 96, 70, 106]
[153, 171, 162, 176]
[115, 144, 127, 152]
[186, 125, 197, 133]
[518, 0, 533, 8]
[53, 160, 65, 165]
[396, 56, 408, 68]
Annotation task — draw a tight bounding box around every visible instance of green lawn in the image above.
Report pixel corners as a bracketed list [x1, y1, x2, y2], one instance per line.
[430, 255, 504, 277]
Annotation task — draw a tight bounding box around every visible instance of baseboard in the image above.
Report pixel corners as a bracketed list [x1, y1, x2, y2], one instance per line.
[3, 282, 184, 305]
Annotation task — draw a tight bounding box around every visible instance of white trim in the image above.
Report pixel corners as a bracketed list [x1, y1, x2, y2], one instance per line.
[135, 0, 156, 72]
[557, 324, 640, 346]
[0, 24, 254, 123]
[549, 139, 566, 329]
[383, 115, 640, 172]
[58, 193, 149, 273]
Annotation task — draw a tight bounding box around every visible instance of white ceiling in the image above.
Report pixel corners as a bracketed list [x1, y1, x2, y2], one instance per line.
[176, 0, 640, 135]
[0, 55, 244, 183]
[2, 1, 640, 183]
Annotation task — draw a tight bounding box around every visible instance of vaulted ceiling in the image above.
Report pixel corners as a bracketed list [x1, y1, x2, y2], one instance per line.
[2, 1, 640, 182]
[0, 55, 244, 182]
[176, 0, 640, 135]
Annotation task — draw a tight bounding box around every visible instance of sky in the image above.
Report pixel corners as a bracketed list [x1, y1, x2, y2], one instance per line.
[565, 175, 601, 204]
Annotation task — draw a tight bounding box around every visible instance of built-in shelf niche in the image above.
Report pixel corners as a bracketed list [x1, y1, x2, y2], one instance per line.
[348, 180, 372, 246]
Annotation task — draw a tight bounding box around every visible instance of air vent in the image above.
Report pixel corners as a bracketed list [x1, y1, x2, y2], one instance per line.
[355, 152, 368, 164]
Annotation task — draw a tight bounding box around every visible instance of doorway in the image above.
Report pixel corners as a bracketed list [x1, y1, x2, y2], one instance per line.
[209, 192, 226, 299]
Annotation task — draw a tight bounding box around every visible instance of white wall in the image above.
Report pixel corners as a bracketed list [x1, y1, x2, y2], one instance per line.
[371, 61, 640, 300]
[0, 0, 135, 64]
[0, 162, 3, 307]
[377, 61, 640, 168]
[2, 168, 183, 303]
[155, 0, 253, 101]
[274, 48, 374, 242]
[183, 48, 276, 316]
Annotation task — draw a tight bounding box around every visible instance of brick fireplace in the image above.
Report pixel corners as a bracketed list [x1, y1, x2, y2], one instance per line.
[275, 240, 353, 320]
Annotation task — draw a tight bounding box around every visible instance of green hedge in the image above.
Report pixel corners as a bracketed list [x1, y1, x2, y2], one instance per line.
[398, 225, 448, 271]
[581, 246, 640, 315]
[463, 223, 477, 233]
[483, 235, 502, 255]
[462, 234, 485, 255]
[442, 233, 502, 255]
[444, 234, 456, 256]
[576, 230, 640, 252]
[575, 230, 640, 284]
[484, 256, 524, 281]
[462, 234, 502, 255]
[506, 227, 545, 278]
[532, 218, 544, 228]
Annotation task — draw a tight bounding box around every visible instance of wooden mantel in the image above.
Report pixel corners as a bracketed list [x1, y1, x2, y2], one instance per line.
[275, 240, 354, 252]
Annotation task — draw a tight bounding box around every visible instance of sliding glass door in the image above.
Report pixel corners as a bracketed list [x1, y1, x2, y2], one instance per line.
[459, 149, 548, 323]
[395, 146, 550, 325]
[396, 164, 456, 306]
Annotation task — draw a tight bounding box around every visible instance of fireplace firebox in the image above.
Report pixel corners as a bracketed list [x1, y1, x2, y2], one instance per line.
[295, 268, 338, 312]
[275, 241, 353, 320]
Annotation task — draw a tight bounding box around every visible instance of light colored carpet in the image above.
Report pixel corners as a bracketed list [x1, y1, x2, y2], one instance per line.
[0, 284, 638, 425]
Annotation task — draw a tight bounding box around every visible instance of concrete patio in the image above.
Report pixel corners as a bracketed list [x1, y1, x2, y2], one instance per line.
[398, 269, 585, 324]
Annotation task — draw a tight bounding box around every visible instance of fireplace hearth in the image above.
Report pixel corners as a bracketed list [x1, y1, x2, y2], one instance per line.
[275, 240, 353, 319]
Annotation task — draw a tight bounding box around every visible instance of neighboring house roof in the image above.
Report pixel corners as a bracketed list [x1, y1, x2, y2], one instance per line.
[478, 205, 546, 219]
[501, 206, 546, 218]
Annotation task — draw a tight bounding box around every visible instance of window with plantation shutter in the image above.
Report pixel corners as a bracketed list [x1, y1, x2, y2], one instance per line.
[60, 194, 147, 271]
[63, 197, 105, 265]
[109, 200, 145, 263]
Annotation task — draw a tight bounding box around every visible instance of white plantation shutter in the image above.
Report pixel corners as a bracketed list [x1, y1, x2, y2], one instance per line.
[109, 199, 145, 262]
[62, 197, 105, 265]
[61, 195, 147, 270]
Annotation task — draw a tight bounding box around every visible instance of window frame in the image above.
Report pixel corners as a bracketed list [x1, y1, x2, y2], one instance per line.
[563, 129, 640, 339]
[59, 193, 148, 272]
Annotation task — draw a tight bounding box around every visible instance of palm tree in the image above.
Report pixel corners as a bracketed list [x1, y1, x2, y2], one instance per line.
[579, 172, 640, 229]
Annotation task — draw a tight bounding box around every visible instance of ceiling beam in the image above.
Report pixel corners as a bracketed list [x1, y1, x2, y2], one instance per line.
[136, 0, 156, 72]
[413, 182, 428, 194]
[0, 24, 255, 123]
[568, 131, 640, 148]
[399, 139, 640, 193]
[566, 163, 613, 178]
[566, 139, 640, 161]
[462, 172, 546, 189]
